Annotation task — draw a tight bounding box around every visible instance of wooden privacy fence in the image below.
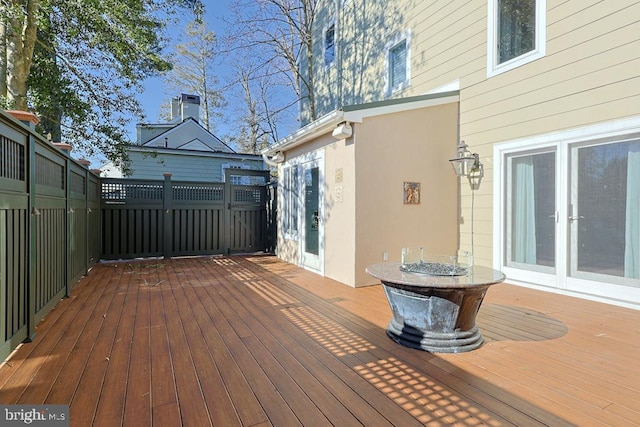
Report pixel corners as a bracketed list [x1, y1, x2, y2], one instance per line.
[0, 111, 101, 362]
[1, 110, 274, 362]
[101, 169, 272, 260]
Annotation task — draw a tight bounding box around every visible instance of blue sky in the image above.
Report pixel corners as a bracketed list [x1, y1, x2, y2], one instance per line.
[133, 4, 231, 138]
[112, 1, 298, 167]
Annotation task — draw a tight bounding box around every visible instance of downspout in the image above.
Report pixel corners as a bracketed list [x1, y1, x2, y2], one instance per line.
[262, 152, 284, 167]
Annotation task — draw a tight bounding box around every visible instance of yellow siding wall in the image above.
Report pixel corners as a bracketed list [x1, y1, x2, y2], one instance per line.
[405, 0, 640, 267]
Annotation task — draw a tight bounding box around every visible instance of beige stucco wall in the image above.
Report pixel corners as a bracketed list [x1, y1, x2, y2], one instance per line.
[276, 101, 458, 288]
[276, 132, 357, 286]
[353, 102, 459, 286]
[323, 135, 357, 285]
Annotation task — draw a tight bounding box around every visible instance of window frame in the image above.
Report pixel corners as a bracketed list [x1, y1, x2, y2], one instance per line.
[222, 163, 250, 185]
[281, 163, 299, 239]
[323, 22, 336, 67]
[385, 30, 411, 95]
[487, 0, 546, 77]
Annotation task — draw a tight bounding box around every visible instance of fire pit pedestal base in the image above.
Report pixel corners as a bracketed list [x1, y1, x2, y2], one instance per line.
[367, 263, 505, 353]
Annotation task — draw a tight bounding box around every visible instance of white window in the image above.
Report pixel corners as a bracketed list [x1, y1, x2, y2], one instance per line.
[282, 164, 299, 237]
[487, 0, 546, 77]
[324, 23, 336, 66]
[386, 31, 411, 95]
[222, 163, 250, 185]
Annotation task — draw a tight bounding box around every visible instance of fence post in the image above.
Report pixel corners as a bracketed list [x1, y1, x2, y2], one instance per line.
[163, 173, 173, 259]
[223, 169, 231, 254]
[85, 168, 89, 275]
[65, 157, 72, 297]
[26, 135, 37, 342]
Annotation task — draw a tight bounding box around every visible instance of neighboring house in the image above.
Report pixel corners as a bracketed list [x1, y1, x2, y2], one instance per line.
[102, 94, 265, 183]
[263, 1, 640, 309]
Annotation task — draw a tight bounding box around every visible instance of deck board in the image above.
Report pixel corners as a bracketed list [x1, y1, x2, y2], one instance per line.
[1, 254, 640, 426]
[210, 262, 407, 427]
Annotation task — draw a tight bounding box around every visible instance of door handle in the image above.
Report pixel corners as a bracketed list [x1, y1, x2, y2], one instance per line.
[568, 215, 584, 222]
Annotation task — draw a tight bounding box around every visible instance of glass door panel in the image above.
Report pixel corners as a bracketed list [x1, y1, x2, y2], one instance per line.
[506, 151, 556, 271]
[300, 157, 323, 272]
[570, 140, 640, 282]
[305, 166, 319, 255]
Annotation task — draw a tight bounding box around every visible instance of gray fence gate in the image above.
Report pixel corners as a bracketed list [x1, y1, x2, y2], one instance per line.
[101, 169, 271, 260]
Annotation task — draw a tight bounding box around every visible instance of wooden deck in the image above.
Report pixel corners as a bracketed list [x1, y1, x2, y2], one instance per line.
[1, 255, 639, 426]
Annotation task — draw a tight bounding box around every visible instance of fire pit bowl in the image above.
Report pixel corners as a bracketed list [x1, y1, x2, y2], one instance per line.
[366, 261, 505, 353]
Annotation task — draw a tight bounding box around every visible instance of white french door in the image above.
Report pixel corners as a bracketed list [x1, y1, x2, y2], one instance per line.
[300, 155, 324, 273]
[567, 139, 640, 288]
[497, 125, 640, 306]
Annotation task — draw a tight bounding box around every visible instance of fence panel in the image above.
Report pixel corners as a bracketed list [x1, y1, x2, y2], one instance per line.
[101, 178, 165, 259]
[172, 182, 225, 256]
[33, 143, 68, 319]
[0, 206, 28, 358]
[0, 117, 29, 360]
[87, 174, 101, 267]
[228, 184, 268, 253]
[69, 163, 89, 286]
[34, 206, 66, 316]
[102, 173, 272, 259]
[0, 111, 101, 361]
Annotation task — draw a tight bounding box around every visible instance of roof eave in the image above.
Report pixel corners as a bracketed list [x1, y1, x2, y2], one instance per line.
[262, 110, 344, 155]
[263, 91, 460, 156]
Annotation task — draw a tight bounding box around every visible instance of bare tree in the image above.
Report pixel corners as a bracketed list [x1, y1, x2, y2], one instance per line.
[224, 0, 318, 130]
[225, 64, 271, 154]
[163, 20, 223, 131]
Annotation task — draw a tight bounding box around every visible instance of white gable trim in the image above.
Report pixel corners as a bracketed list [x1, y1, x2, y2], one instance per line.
[142, 118, 233, 153]
[177, 139, 213, 151]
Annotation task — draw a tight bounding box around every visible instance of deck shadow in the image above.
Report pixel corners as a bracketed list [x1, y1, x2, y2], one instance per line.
[477, 303, 568, 342]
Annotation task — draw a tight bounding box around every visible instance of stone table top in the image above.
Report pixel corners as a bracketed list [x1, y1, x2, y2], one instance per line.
[366, 262, 506, 289]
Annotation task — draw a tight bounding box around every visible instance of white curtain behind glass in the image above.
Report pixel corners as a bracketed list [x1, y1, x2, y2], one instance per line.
[625, 149, 640, 278]
[513, 157, 537, 264]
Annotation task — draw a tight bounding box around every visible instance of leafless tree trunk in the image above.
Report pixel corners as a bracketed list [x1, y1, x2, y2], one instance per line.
[240, 68, 258, 153]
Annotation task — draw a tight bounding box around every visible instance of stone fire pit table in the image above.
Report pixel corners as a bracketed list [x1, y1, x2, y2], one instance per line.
[366, 262, 505, 353]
